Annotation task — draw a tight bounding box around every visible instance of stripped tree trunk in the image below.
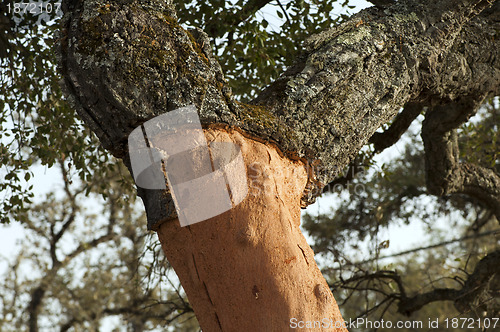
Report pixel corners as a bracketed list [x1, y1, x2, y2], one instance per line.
[58, 0, 499, 330]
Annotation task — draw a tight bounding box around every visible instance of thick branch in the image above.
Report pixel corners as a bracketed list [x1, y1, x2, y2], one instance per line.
[58, 0, 499, 225]
[422, 99, 500, 220]
[333, 270, 408, 299]
[369, 102, 423, 153]
[398, 288, 461, 316]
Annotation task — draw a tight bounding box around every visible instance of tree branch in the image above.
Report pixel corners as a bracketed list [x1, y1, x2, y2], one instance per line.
[422, 98, 500, 220]
[369, 102, 423, 153]
[59, 318, 78, 332]
[398, 250, 500, 315]
[58, 0, 499, 229]
[398, 288, 461, 316]
[276, 0, 291, 25]
[454, 249, 500, 313]
[333, 270, 408, 299]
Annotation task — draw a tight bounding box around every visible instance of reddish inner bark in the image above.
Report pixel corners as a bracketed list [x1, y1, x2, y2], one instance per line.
[156, 128, 347, 331]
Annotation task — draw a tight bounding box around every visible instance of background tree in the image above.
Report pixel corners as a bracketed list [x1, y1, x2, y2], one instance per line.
[304, 97, 499, 330]
[0, 159, 197, 331]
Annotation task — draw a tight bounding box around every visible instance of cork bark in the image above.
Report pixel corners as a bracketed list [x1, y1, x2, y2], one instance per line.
[57, 0, 499, 330]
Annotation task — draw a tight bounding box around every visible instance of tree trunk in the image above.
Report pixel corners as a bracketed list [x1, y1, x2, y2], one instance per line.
[157, 127, 346, 330]
[57, 0, 499, 330]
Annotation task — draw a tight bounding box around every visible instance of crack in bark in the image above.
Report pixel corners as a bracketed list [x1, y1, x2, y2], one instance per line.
[202, 282, 214, 306]
[298, 244, 309, 266]
[214, 312, 223, 331]
[202, 281, 223, 330]
[192, 253, 201, 281]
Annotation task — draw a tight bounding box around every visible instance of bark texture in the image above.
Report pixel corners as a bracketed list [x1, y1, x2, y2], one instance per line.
[58, 0, 499, 227]
[57, 0, 499, 330]
[422, 98, 500, 220]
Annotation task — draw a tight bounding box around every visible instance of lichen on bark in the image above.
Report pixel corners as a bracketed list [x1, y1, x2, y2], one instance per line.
[58, 0, 499, 226]
[57, 0, 499, 330]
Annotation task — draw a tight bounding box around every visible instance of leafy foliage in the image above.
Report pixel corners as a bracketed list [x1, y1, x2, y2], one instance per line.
[173, 0, 355, 100]
[0, 1, 133, 224]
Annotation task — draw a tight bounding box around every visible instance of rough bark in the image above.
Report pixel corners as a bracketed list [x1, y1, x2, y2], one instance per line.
[57, 0, 499, 330]
[58, 0, 500, 221]
[422, 98, 500, 220]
